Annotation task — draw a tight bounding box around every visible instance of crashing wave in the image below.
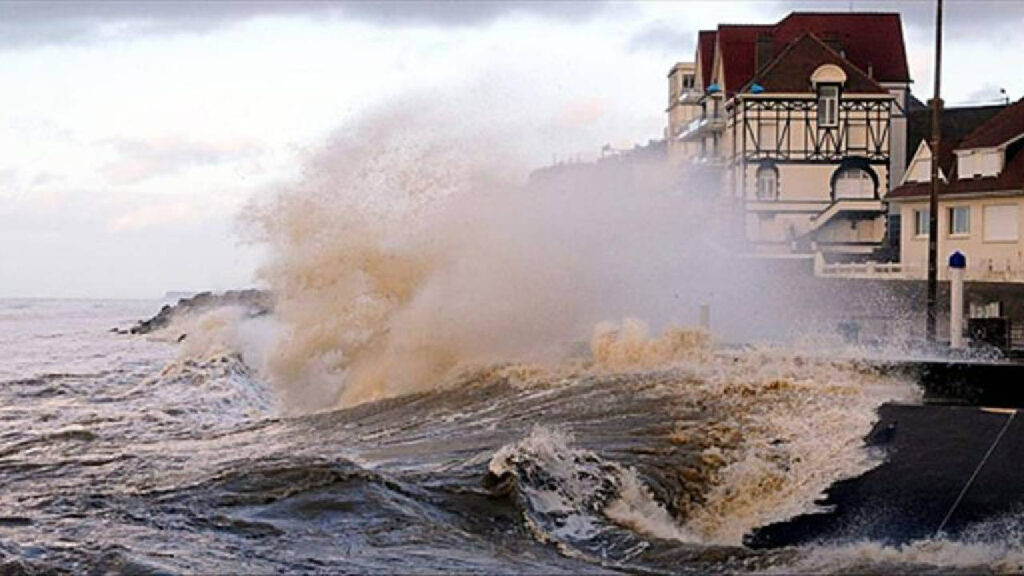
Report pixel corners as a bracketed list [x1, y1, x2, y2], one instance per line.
[488, 426, 694, 563]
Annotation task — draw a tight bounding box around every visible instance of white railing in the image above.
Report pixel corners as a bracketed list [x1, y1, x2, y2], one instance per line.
[678, 90, 702, 105]
[813, 253, 917, 279]
[676, 113, 726, 141]
[676, 117, 703, 140]
[972, 258, 1024, 282]
[814, 253, 1024, 283]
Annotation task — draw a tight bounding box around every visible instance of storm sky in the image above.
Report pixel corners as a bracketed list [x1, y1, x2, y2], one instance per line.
[2, 0, 1022, 298]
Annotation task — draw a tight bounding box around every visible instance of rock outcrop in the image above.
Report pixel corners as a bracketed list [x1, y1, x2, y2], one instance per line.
[127, 290, 272, 335]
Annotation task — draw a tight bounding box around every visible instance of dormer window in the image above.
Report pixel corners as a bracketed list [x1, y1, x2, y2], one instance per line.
[818, 85, 839, 127]
[957, 149, 1003, 179]
[810, 64, 846, 129]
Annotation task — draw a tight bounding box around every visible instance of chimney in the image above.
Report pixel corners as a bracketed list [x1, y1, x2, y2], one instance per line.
[756, 33, 774, 75]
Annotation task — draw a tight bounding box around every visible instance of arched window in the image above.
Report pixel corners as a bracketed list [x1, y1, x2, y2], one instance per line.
[756, 165, 779, 200]
[833, 166, 875, 199]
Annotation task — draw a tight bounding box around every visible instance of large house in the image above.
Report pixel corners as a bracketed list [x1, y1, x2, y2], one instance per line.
[666, 13, 912, 257]
[888, 98, 1024, 281]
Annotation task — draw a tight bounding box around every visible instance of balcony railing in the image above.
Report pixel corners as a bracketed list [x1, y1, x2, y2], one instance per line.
[677, 90, 703, 105]
[676, 117, 703, 141]
[676, 113, 726, 142]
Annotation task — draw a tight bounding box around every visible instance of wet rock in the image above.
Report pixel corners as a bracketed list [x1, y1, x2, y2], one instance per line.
[127, 289, 273, 335]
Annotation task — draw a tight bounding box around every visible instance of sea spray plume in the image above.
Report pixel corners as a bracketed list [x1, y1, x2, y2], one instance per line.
[241, 102, 807, 413]
[240, 107, 489, 412]
[590, 319, 712, 370]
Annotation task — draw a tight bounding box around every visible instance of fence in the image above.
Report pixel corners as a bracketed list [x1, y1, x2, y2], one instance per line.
[813, 253, 918, 279]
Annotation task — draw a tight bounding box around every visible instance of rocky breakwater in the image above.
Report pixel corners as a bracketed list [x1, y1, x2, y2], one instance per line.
[125, 290, 272, 335]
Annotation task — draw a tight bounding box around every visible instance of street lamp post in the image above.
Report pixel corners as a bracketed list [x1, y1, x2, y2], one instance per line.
[926, 0, 944, 343]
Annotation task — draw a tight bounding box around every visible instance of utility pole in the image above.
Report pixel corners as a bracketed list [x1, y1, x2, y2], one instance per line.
[926, 0, 944, 343]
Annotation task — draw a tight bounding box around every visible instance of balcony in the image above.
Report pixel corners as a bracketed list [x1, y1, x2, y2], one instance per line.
[677, 90, 703, 105]
[676, 113, 726, 142]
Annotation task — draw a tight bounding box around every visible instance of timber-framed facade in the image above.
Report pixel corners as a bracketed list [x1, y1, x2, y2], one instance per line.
[667, 13, 912, 258]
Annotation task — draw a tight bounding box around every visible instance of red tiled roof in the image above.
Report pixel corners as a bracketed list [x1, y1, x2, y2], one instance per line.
[906, 104, 1006, 163]
[708, 12, 910, 97]
[749, 33, 888, 94]
[697, 30, 717, 88]
[958, 97, 1024, 149]
[715, 24, 772, 93]
[770, 13, 911, 84]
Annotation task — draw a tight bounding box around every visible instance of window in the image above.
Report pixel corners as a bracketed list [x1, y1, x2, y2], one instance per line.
[983, 205, 1019, 242]
[682, 74, 695, 90]
[948, 206, 970, 235]
[914, 209, 930, 237]
[756, 165, 779, 200]
[959, 151, 981, 178]
[818, 85, 839, 127]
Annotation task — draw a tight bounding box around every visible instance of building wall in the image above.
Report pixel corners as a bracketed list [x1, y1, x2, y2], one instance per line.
[665, 63, 701, 168]
[736, 99, 891, 251]
[738, 96, 892, 161]
[667, 57, 896, 257]
[899, 196, 1024, 280]
[883, 83, 911, 190]
[667, 104, 699, 167]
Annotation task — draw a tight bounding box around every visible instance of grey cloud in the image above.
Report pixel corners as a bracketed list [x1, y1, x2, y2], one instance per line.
[0, 1, 607, 49]
[963, 83, 1013, 106]
[627, 20, 694, 55]
[339, 1, 606, 25]
[0, 1, 329, 48]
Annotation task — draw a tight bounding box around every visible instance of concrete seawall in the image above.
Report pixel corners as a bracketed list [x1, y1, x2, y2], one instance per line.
[748, 403, 1024, 547]
[746, 356, 1024, 548]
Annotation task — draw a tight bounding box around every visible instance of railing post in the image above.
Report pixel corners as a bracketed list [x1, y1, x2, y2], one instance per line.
[950, 251, 966, 349]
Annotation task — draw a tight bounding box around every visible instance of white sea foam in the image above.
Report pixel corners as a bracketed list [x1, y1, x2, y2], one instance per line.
[490, 426, 697, 546]
[788, 513, 1024, 574]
